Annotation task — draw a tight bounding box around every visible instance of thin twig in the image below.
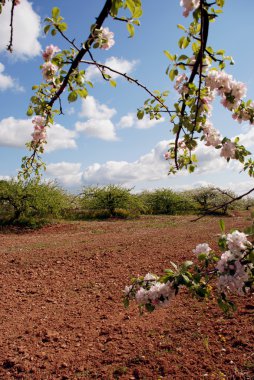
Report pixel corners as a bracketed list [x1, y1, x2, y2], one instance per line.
[7, 0, 15, 52]
[87, 50, 108, 81]
[81, 59, 173, 117]
[55, 25, 80, 51]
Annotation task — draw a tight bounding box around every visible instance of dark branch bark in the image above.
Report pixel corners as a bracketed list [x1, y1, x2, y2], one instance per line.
[174, 1, 209, 169]
[48, 0, 112, 108]
[7, 0, 15, 52]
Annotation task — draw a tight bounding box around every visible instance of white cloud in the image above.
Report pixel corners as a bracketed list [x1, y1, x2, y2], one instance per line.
[47, 124, 77, 152]
[0, 175, 11, 181]
[0, 63, 24, 91]
[0, 0, 41, 59]
[234, 125, 254, 149]
[66, 107, 75, 116]
[0, 117, 77, 152]
[79, 96, 116, 120]
[118, 113, 135, 128]
[82, 141, 169, 185]
[227, 180, 254, 196]
[76, 96, 117, 141]
[76, 119, 117, 141]
[47, 162, 82, 186]
[80, 138, 247, 186]
[118, 112, 165, 129]
[86, 56, 138, 81]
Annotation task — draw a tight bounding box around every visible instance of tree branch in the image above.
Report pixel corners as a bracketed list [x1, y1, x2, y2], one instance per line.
[81, 59, 173, 117]
[48, 0, 112, 108]
[7, 0, 15, 52]
[174, 1, 209, 169]
[191, 187, 254, 222]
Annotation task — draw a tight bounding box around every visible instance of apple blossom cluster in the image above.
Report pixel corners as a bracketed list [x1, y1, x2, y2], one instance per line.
[192, 242, 212, 255]
[180, 0, 200, 17]
[174, 73, 188, 94]
[124, 273, 175, 310]
[202, 121, 221, 148]
[205, 70, 247, 112]
[41, 45, 60, 82]
[125, 230, 253, 313]
[42, 44, 60, 62]
[93, 27, 115, 50]
[31, 116, 47, 143]
[232, 101, 254, 124]
[216, 231, 252, 295]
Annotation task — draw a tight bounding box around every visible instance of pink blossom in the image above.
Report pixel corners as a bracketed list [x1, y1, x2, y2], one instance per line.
[226, 231, 249, 256]
[217, 260, 249, 295]
[31, 130, 47, 142]
[42, 61, 58, 81]
[206, 70, 247, 112]
[42, 45, 60, 62]
[216, 251, 234, 273]
[95, 27, 115, 50]
[164, 152, 170, 160]
[174, 74, 188, 94]
[14, 0, 21, 5]
[193, 243, 212, 255]
[203, 121, 221, 147]
[220, 141, 236, 159]
[180, 0, 200, 17]
[32, 116, 46, 127]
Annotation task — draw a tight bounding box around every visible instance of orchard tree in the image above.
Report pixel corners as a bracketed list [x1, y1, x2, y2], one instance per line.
[0, 0, 253, 311]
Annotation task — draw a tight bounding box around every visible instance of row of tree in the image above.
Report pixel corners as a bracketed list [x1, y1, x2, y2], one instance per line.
[0, 179, 253, 228]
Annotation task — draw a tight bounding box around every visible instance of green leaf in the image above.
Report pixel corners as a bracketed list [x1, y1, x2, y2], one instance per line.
[216, 0, 225, 6]
[127, 23, 135, 37]
[163, 50, 174, 61]
[137, 109, 144, 120]
[178, 36, 190, 49]
[177, 24, 186, 31]
[68, 91, 78, 103]
[219, 219, 225, 233]
[198, 253, 208, 261]
[110, 80, 117, 88]
[26, 107, 34, 117]
[182, 261, 193, 270]
[178, 54, 188, 61]
[44, 25, 51, 35]
[145, 303, 155, 313]
[126, 0, 135, 14]
[123, 297, 129, 308]
[51, 29, 57, 36]
[52, 7, 60, 19]
[133, 7, 142, 18]
[77, 88, 88, 98]
[58, 22, 67, 32]
[169, 69, 178, 81]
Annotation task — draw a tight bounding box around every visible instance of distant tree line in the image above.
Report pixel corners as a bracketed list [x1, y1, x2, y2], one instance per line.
[0, 180, 253, 228]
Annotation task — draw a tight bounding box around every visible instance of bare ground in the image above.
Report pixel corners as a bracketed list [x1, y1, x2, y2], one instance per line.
[0, 214, 253, 380]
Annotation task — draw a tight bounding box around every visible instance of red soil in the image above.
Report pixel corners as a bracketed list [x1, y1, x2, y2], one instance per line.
[0, 214, 253, 380]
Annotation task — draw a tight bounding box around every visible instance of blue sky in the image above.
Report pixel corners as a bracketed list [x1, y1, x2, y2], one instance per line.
[0, 0, 254, 194]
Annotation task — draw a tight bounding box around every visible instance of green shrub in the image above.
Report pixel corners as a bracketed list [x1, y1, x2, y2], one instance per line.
[0, 179, 70, 227]
[79, 185, 143, 218]
[139, 188, 196, 215]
